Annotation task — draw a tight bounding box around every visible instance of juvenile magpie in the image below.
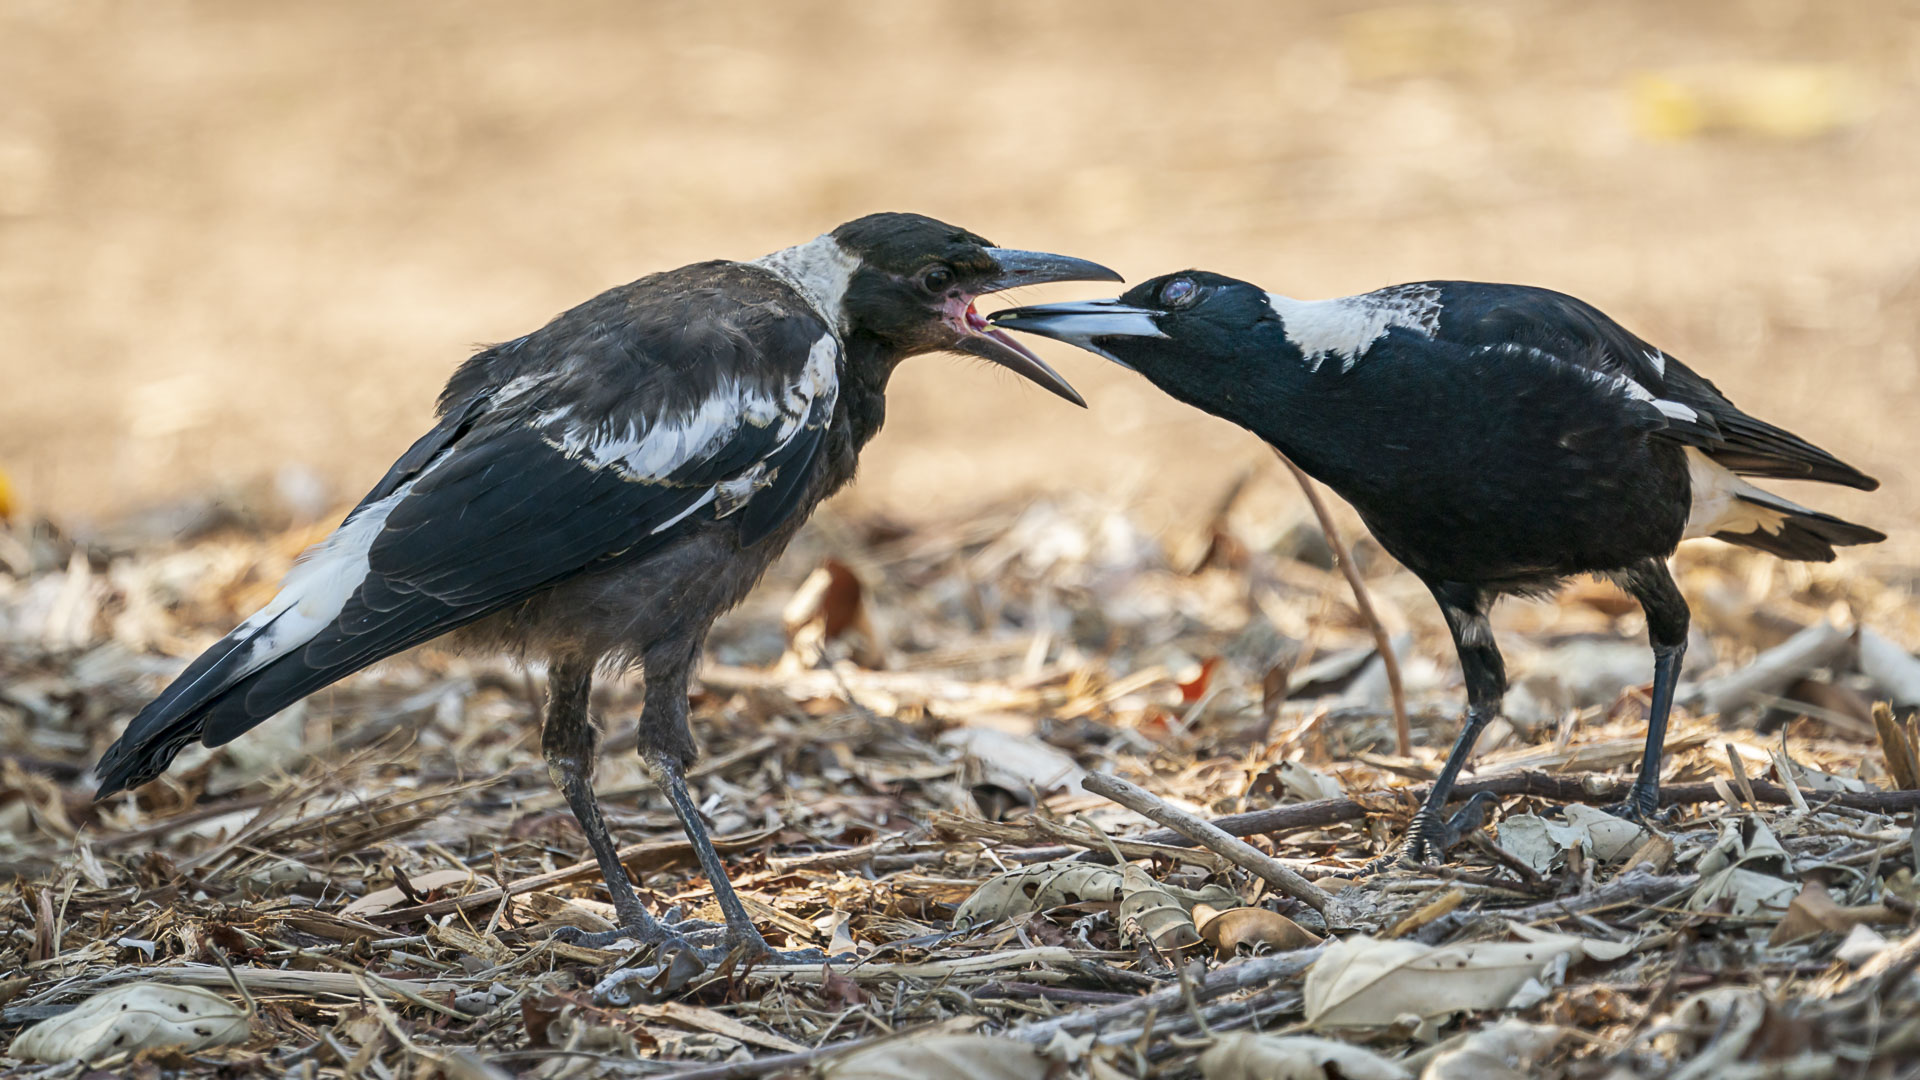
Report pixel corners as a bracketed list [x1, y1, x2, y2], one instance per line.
[95, 213, 1120, 958]
[991, 271, 1883, 865]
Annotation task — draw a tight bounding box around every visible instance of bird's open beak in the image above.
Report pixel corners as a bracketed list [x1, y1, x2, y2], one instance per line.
[984, 298, 1168, 372]
[948, 249, 1123, 408]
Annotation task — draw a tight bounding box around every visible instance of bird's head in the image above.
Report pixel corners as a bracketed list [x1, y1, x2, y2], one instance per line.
[765, 213, 1121, 406]
[985, 271, 1280, 397]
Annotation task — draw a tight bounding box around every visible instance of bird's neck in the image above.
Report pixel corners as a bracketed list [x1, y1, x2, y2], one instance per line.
[1153, 344, 1365, 490]
[837, 332, 897, 448]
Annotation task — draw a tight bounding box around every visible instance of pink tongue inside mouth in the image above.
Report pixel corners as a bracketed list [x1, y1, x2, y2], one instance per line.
[965, 302, 989, 333]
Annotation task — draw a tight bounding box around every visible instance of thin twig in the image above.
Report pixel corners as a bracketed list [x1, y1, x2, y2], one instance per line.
[997, 770, 1920, 868]
[1273, 448, 1409, 756]
[1082, 772, 1331, 913]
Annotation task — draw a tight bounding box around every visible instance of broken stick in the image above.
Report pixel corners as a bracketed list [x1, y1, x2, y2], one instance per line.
[1083, 772, 1332, 914]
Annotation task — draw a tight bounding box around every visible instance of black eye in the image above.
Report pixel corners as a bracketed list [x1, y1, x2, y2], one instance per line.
[1161, 277, 1197, 307]
[921, 266, 955, 293]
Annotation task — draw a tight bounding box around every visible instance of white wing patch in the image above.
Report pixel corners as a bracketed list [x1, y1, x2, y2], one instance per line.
[1473, 343, 1699, 422]
[541, 332, 840, 513]
[231, 477, 422, 673]
[1265, 284, 1444, 372]
[752, 234, 861, 333]
[1684, 448, 1794, 538]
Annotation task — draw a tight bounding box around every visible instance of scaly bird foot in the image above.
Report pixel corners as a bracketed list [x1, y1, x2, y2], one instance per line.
[1596, 785, 1676, 828]
[586, 926, 833, 1004]
[1356, 790, 1498, 876]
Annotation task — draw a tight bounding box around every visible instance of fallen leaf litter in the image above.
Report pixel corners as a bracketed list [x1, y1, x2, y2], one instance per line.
[3, 479, 1920, 1077]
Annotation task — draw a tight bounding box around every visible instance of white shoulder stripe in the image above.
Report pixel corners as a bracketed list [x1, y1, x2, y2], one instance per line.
[1265, 284, 1443, 372]
[541, 332, 840, 524]
[1474, 343, 1697, 423]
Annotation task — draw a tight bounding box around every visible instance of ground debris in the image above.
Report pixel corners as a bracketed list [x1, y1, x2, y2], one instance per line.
[2, 491, 1918, 1076]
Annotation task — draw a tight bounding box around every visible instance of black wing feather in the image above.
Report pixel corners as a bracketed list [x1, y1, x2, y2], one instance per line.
[98, 263, 839, 794]
[1431, 282, 1876, 490]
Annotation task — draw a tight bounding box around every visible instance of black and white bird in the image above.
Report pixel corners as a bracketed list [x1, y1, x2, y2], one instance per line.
[96, 213, 1120, 957]
[992, 271, 1883, 865]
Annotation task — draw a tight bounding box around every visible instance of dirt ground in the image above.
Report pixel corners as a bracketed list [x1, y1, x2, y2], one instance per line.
[2, 0, 1917, 546]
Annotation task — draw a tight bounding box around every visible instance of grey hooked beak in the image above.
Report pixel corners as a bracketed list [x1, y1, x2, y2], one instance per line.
[985, 299, 1168, 372]
[951, 249, 1123, 408]
[977, 248, 1124, 294]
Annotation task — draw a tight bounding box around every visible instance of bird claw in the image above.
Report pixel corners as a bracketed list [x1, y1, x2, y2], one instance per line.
[551, 917, 725, 952]
[582, 929, 834, 1004]
[1597, 787, 1674, 827]
[1357, 791, 1498, 876]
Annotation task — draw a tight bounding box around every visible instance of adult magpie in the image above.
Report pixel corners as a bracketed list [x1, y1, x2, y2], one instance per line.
[991, 271, 1883, 865]
[95, 213, 1120, 958]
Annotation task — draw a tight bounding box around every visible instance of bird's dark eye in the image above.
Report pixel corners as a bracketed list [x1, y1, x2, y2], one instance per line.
[921, 266, 955, 294]
[1161, 277, 1198, 307]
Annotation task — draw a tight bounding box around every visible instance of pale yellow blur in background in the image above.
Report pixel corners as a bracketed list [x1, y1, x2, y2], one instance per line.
[1, 1, 1915, 544]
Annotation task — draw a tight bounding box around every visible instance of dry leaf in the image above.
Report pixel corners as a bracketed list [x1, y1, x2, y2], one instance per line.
[1304, 931, 1621, 1028]
[1689, 816, 1795, 917]
[1273, 760, 1343, 802]
[783, 559, 884, 668]
[1194, 903, 1323, 957]
[10, 983, 250, 1063]
[953, 861, 1123, 926]
[1118, 860, 1200, 951]
[940, 726, 1088, 801]
[1657, 987, 1767, 1080]
[821, 1033, 1050, 1080]
[1199, 1032, 1409, 1080]
[1834, 923, 1891, 965]
[340, 869, 495, 917]
[1422, 1020, 1564, 1080]
[1498, 807, 1646, 874]
[1179, 656, 1222, 703]
[1765, 879, 1906, 947]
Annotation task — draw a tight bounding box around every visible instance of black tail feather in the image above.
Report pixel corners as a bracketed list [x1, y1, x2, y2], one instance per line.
[1715, 498, 1886, 563]
[93, 630, 265, 797]
[1710, 413, 1879, 491]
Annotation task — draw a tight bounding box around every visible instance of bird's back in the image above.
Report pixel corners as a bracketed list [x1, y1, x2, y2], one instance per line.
[97, 259, 847, 796]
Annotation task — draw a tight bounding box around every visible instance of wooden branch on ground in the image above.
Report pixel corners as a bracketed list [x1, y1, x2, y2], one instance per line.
[1413, 870, 1700, 943]
[1273, 448, 1410, 756]
[364, 829, 777, 925]
[1007, 944, 1325, 1045]
[1007, 771, 1920, 867]
[1083, 772, 1332, 913]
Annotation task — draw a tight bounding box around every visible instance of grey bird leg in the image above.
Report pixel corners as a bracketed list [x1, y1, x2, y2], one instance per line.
[1606, 558, 1689, 822]
[541, 657, 689, 946]
[634, 639, 827, 964]
[1368, 584, 1504, 871]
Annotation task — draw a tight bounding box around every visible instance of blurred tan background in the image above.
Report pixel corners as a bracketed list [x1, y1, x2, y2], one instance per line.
[2, 0, 1916, 546]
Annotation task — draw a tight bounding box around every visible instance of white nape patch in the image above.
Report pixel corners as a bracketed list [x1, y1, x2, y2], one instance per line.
[1684, 448, 1797, 538]
[1265, 283, 1443, 372]
[752, 234, 861, 332]
[233, 480, 419, 671]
